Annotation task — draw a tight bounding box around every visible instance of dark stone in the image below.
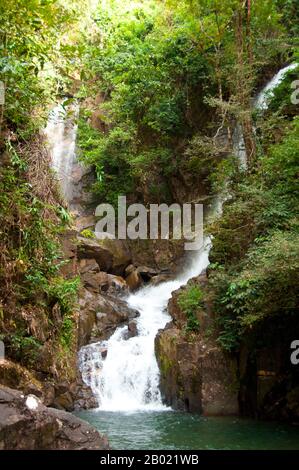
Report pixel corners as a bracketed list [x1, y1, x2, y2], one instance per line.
[77, 237, 113, 272]
[0, 386, 109, 449]
[127, 320, 138, 338]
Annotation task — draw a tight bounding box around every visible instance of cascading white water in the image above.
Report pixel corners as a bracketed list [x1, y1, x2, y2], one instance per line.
[79, 237, 212, 412]
[44, 102, 79, 204]
[78, 64, 297, 413]
[254, 63, 297, 110]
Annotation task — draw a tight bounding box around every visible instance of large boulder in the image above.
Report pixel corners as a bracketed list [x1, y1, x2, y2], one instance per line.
[78, 289, 97, 347]
[77, 237, 113, 272]
[100, 238, 132, 275]
[78, 258, 128, 295]
[73, 376, 98, 410]
[78, 288, 139, 346]
[77, 237, 131, 276]
[0, 360, 77, 411]
[0, 386, 109, 450]
[91, 294, 139, 342]
[125, 269, 143, 291]
[59, 229, 78, 279]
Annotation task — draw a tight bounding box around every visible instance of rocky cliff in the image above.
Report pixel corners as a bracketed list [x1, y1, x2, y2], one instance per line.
[155, 275, 239, 415]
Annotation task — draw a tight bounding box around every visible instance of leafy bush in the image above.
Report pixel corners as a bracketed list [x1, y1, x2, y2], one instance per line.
[77, 1, 216, 206]
[178, 284, 203, 332]
[210, 117, 299, 351]
[80, 229, 95, 239]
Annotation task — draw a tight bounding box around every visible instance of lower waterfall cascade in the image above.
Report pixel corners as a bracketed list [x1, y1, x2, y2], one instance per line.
[79, 235, 213, 412]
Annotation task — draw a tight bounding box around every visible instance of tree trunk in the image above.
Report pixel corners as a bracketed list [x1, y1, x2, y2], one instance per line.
[235, 2, 256, 166]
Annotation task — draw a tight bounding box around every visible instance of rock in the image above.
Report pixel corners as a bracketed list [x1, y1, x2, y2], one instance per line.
[75, 215, 96, 232]
[91, 294, 140, 342]
[155, 326, 238, 415]
[81, 271, 106, 293]
[150, 274, 174, 286]
[42, 382, 56, 407]
[106, 274, 128, 294]
[20, 307, 50, 344]
[77, 236, 113, 272]
[97, 272, 128, 294]
[70, 163, 95, 212]
[0, 360, 43, 398]
[125, 262, 168, 288]
[73, 378, 98, 411]
[80, 269, 128, 295]
[58, 229, 79, 279]
[136, 265, 159, 280]
[78, 288, 139, 345]
[127, 320, 138, 338]
[33, 340, 58, 376]
[168, 275, 208, 326]
[129, 238, 185, 272]
[0, 386, 109, 449]
[54, 391, 74, 412]
[155, 277, 238, 415]
[78, 289, 97, 347]
[126, 269, 143, 291]
[78, 258, 100, 274]
[59, 229, 78, 259]
[78, 237, 132, 275]
[100, 347, 108, 359]
[100, 238, 132, 275]
[125, 264, 135, 275]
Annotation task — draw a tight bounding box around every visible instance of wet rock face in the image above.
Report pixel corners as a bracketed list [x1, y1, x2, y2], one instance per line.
[73, 376, 98, 410]
[78, 288, 140, 346]
[90, 294, 140, 342]
[155, 279, 239, 415]
[0, 386, 109, 450]
[155, 326, 239, 415]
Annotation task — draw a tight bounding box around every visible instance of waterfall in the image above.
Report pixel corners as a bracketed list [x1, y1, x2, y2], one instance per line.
[254, 63, 297, 110]
[44, 101, 79, 204]
[79, 237, 212, 412]
[232, 63, 297, 169]
[78, 64, 296, 413]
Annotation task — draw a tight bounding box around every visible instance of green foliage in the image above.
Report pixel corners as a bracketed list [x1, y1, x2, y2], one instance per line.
[77, 117, 135, 205]
[48, 276, 80, 316]
[10, 332, 42, 365]
[0, 142, 79, 365]
[78, 0, 219, 205]
[178, 284, 203, 332]
[80, 229, 95, 239]
[0, 0, 93, 136]
[274, 0, 299, 36]
[210, 117, 299, 351]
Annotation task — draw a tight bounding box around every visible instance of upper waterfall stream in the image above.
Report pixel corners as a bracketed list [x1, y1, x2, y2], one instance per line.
[44, 102, 79, 205]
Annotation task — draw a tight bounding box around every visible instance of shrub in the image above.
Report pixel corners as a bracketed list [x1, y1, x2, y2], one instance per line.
[178, 284, 203, 332]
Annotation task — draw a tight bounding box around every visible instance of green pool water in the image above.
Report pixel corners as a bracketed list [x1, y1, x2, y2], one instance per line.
[75, 410, 299, 450]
